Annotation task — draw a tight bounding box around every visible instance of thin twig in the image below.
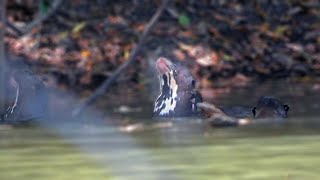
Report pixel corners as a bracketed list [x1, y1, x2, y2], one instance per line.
[72, 0, 170, 117]
[5, 20, 23, 36]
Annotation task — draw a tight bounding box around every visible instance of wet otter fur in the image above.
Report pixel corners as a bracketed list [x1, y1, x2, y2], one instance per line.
[153, 57, 202, 117]
[252, 96, 289, 119]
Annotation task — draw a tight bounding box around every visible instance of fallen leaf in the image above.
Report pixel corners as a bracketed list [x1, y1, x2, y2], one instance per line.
[81, 50, 91, 58]
[72, 22, 87, 36]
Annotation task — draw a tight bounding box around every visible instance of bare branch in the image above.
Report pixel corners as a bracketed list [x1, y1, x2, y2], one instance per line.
[5, 20, 23, 36]
[72, 0, 170, 117]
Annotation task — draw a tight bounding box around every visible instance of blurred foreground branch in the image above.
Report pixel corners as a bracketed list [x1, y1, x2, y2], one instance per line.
[0, 0, 6, 116]
[72, 0, 170, 117]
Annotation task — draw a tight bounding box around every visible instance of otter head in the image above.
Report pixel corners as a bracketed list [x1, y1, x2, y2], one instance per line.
[153, 57, 202, 117]
[252, 96, 289, 119]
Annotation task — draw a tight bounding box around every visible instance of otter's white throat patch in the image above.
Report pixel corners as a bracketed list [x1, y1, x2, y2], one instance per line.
[153, 71, 178, 116]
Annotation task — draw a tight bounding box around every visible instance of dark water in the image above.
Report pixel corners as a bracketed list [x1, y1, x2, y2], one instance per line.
[1, 80, 320, 179]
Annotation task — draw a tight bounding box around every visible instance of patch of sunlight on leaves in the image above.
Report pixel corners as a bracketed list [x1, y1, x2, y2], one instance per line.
[222, 54, 233, 61]
[275, 25, 289, 36]
[72, 22, 87, 37]
[124, 50, 130, 60]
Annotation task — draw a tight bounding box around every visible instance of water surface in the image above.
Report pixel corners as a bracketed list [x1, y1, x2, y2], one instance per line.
[1, 80, 319, 179]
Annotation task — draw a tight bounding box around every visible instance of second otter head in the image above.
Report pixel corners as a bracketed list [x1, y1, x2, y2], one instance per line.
[252, 96, 289, 119]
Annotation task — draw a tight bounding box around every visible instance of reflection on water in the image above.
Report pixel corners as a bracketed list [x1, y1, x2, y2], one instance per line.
[0, 80, 320, 179]
[0, 127, 111, 180]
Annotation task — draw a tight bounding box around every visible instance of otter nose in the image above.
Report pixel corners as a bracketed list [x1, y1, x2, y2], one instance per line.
[156, 57, 174, 74]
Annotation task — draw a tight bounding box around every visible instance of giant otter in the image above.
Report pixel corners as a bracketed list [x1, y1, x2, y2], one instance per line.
[152, 57, 289, 127]
[252, 96, 289, 119]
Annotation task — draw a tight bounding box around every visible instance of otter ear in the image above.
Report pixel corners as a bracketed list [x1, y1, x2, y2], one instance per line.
[252, 107, 256, 117]
[283, 105, 289, 112]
